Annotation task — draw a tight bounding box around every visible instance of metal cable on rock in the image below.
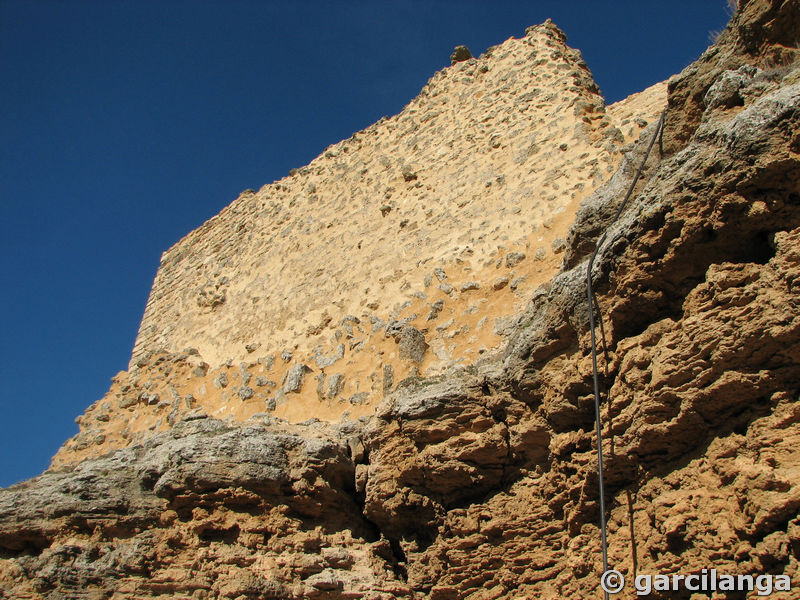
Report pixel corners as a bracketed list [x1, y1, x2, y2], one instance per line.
[586, 110, 665, 599]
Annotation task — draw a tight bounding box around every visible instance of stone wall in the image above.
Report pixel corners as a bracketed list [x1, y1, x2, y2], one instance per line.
[130, 22, 642, 376]
[48, 22, 667, 466]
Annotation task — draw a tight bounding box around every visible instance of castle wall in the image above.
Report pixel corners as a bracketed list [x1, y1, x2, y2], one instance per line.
[129, 22, 626, 372]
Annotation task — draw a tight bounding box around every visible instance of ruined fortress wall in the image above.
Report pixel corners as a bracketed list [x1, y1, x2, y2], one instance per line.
[129, 22, 627, 371]
[54, 23, 666, 467]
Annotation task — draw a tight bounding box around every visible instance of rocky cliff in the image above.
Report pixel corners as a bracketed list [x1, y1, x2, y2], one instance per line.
[2, 1, 800, 598]
[49, 21, 666, 470]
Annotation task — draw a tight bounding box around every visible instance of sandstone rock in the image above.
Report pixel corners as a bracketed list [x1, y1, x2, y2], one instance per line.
[314, 343, 344, 368]
[254, 375, 273, 387]
[397, 326, 428, 363]
[401, 166, 418, 182]
[382, 364, 394, 397]
[505, 251, 526, 267]
[0, 418, 376, 597]
[436, 318, 454, 332]
[661, 0, 800, 154]
[426, 299, 444, 321]
[704, 65, 758, 109]
[341, 315, 361, 338]
[191, 361, 209, 377]
[284, 364, 312, 393]
[509, 276, 527, 291]
[492, 276, 509, 290]
[118, 396, 137, 409]
[305, 568, 342, 591]
[326, 373, 344, 399]
[238, 363, 251, 386]
[213, 372, 228, 389]
[450, 45, 472, 64]
[349, 393, 369, 405]
[182, 408, 207, 421]
[321, 546, 354, 569]
[6, 6, 800, 600]
[384, 318, 411, 341]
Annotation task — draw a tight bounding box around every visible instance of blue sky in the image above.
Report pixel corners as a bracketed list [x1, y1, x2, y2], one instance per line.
[0, 1, 730, 487]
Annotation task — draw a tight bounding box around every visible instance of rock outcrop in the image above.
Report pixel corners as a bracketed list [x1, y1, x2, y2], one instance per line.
[2, 0, 800, 598]
[49, 20, 667, 470]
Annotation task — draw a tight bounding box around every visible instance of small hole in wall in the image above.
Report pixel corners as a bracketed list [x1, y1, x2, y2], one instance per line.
[197, 524, 240, 544]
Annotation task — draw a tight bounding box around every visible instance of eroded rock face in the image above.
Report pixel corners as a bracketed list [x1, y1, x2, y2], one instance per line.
[662, 0, 800, 155]
[0, 417, 402, 598]
[3, 3, 800, 598]
[48, 20, 667, 473]
[106, 18, 660, 438]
